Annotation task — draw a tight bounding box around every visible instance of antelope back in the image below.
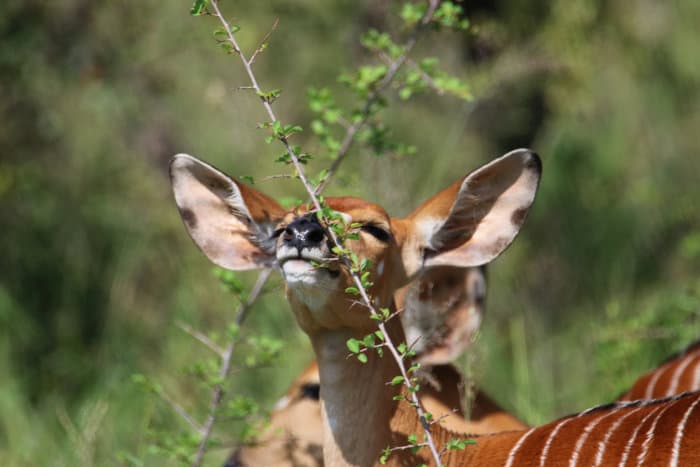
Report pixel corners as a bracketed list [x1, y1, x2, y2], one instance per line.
[618, 339, 700, 401]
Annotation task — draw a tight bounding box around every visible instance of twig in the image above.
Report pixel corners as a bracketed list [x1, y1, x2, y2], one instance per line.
[260, 173, 295, 182]
[314, 0, 441, 195]
[176, 320, 225, 356]
[208, 1, 444, 464]
[249, 18, 279, 65]
[191, 268, 272, 467]
[378, 52, 445, 96]
[160, 389, 203, 435]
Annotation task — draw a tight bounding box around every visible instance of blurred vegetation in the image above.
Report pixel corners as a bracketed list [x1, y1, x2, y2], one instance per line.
[1, 0, 699, 465]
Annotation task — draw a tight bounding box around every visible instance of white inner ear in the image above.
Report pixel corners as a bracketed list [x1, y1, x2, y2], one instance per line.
[170, 153, 276, 270]
[424, 149, 541, 269]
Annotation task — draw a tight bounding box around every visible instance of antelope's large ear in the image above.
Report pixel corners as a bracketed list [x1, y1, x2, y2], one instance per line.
[398, 266, 487, 365]
[403, 149, 541, 276]
[170, 153, 286, 270]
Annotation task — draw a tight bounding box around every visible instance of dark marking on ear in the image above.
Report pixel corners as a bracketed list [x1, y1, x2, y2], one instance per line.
[179, 207, 197, 229]
[511, 207, 528, 227]
[486, 237, 511, 258]
[205, 175, 231, 194]
[524, 151, 542, 173]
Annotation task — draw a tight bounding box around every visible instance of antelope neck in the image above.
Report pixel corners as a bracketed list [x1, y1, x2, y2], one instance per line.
[310, 316, 414, 466]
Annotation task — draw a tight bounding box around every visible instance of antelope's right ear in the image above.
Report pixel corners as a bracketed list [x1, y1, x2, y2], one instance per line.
[170, 153, 286, 270]
[402, 149, 541, 277]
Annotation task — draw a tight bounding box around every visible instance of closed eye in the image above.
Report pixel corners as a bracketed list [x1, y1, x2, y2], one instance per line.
[361, 224, 391, 242]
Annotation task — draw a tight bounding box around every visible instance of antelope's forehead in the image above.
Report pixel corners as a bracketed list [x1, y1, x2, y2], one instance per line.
[282, 197, 392, 225]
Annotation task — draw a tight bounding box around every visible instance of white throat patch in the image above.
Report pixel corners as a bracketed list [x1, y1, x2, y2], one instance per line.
[282, 260, 338, 312]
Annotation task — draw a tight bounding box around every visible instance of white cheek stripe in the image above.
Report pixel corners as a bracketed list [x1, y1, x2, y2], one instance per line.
[667, 354, 695, 396]
[504, 426, 537, 467]
[539, 417, 575, 467]
[619, 405, 664, 467]
[593, 406, 641, 467]
[670, 395, 700, 467]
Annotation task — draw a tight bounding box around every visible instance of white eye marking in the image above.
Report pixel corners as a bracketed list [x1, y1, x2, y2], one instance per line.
[338, 212, 352, 224]
[377, 260, 385, 276]
[273, 395, 291, 411]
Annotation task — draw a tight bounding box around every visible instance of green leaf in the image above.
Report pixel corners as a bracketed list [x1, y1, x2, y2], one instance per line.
[446, 438, 476, 450]
[374, 330, 385, 341]
[213, 28, 228, 41]
[379, 447, 391, 464]
[346, 338, 361, 353]
[345, 286, 359, 295]
[228, 323, 240, 339]
[357, 353, 368, 363]
[239, 175, 255, 185]
[407, 433, 417, 445]
[190, 0, 209, 16]
[391, 375, 405, 385]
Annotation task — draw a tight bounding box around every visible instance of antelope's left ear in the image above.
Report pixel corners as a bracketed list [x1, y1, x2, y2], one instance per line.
[403, 149, 541, 277]
[170, 153, 286, 270]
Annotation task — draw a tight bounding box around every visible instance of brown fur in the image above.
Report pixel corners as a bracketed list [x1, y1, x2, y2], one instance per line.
[618, 339, 700, 401]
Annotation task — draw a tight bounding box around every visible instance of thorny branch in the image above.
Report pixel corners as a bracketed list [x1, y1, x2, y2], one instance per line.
[191, 268, 271, 467]
[207, 0, 445, 465]
[314, 0, 440, 195]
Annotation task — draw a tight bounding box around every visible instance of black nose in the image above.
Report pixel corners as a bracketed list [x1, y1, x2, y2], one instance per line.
[283, 215, 326, 252]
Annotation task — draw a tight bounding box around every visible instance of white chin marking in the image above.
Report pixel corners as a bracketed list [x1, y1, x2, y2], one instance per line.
[282, 260, 322, 285]
[282, 260, 338, 312]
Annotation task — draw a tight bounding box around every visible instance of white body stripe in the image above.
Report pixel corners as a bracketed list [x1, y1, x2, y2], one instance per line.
[619, 405, 663, 467]
[504, 426, 537, 467]
[539, 417, 574, 467]
[637, 400, 674, 466]
[691, 358, 700, 391]
[667, 355, 695, 396]
[670, 395, 700, 467]
[645, 364, 667, 399]
[569, 410, 618, 467]
[593, 407, 641, 467]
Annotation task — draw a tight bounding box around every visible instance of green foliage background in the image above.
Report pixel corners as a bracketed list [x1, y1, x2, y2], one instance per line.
[1, 0, 699, 465]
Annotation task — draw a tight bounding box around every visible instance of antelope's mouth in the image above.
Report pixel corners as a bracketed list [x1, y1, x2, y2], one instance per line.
[277, 250, 340, 278]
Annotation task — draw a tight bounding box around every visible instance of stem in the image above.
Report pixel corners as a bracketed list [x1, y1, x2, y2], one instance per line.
[191, 269, 272, 467]
[209, 1, 444, 464]
[314, 0, 441, 195]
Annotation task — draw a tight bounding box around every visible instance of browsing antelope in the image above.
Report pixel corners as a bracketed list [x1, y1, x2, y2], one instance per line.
[227, 266, 527, 467]
[618, 338, 700, 401]
[171, 149, 700, 466]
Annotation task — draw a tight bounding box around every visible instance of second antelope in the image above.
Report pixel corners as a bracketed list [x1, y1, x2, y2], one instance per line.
[172, 149, 700, 466]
